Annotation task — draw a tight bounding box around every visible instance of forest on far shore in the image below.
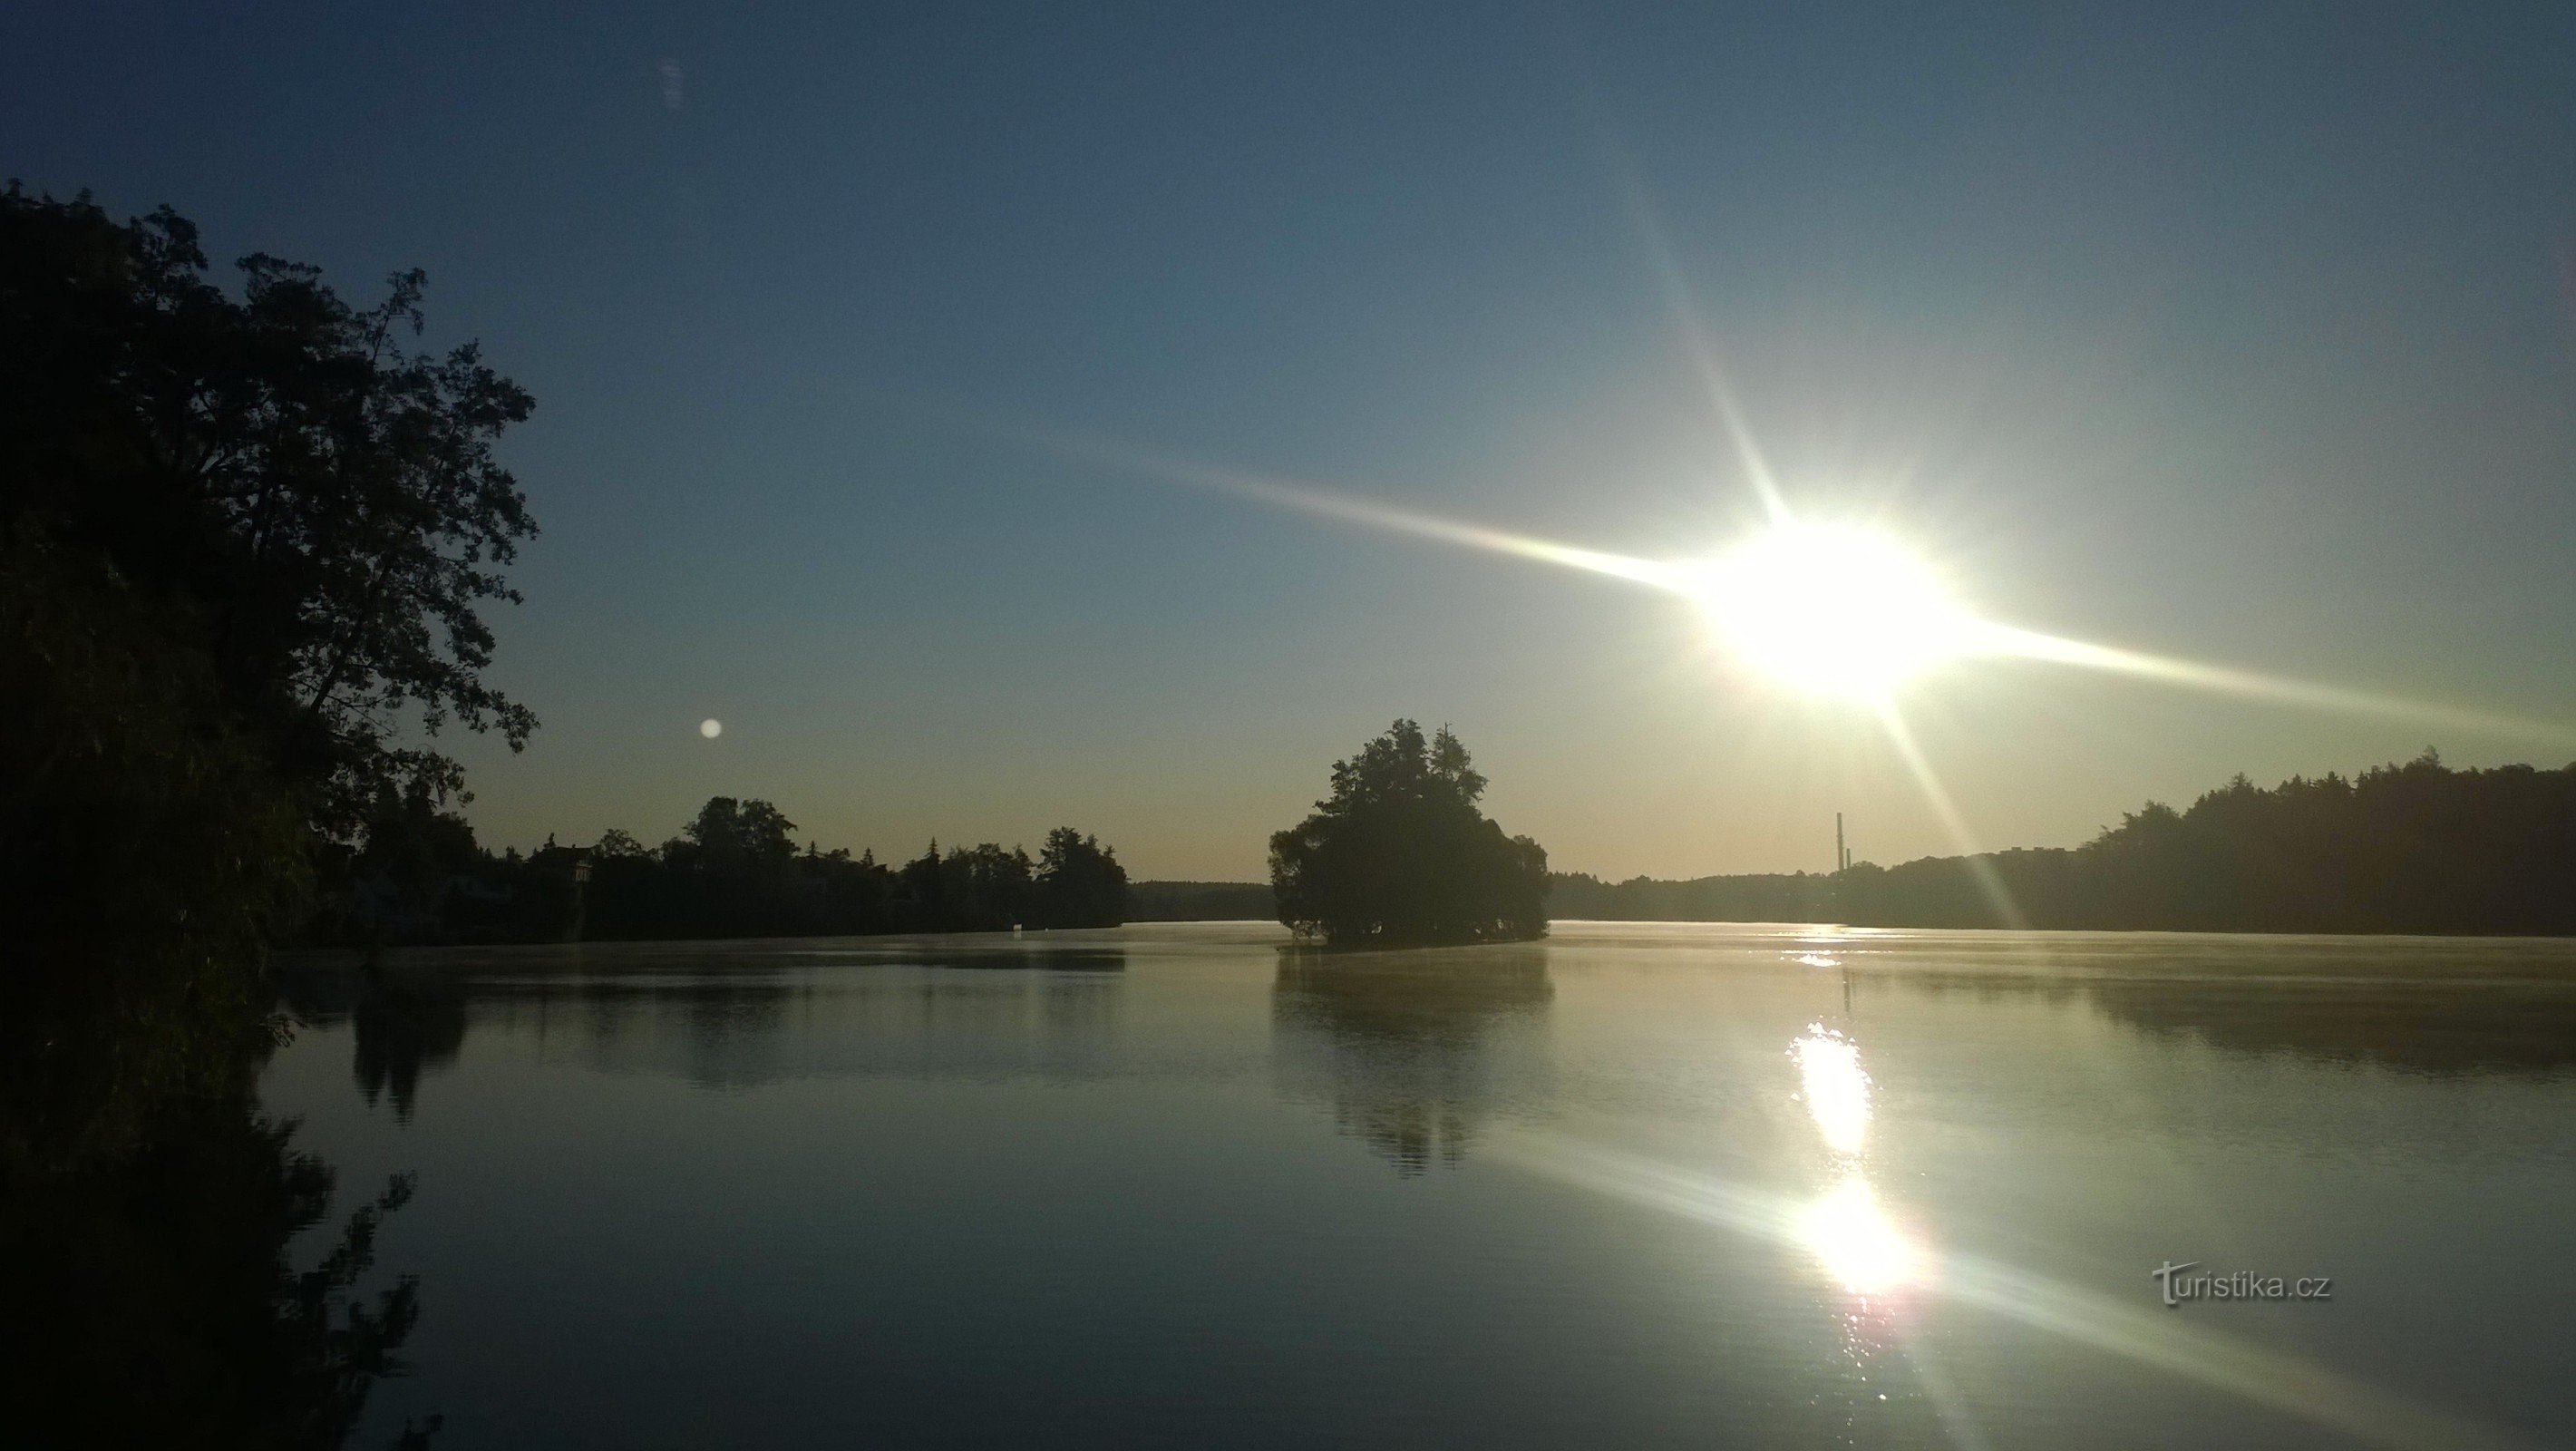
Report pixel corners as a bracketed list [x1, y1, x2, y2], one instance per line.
[1550, 754, 2576, 936]
[317, 794, 1130, 946]
[335, 753, 2576, 944]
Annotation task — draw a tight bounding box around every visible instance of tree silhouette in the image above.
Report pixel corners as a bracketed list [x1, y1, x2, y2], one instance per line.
[307, 797, 1140, 944]
[1269, 720, 1548, 947]
[1, 185, 539, 839]
[1033, 827, 1130, 928]
[1554, 751, 2576, 936]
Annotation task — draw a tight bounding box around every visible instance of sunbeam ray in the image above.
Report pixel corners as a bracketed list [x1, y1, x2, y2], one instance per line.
[1973, 624, 2576, 746]
[981, 414, 2576, 749]
[1038, 427, 1685, 591]
[1595, 137, 1793, 524]
[1872, 703, 2030, 930]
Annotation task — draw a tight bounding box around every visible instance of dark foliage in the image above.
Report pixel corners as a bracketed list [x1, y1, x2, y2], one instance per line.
[1, 186, 539, 837]
[3, 190, 497, 1446]
[0, 526, 306, 1170]
[1035, 826, 1131, 929]
[1553, 753, 2576, 935]
[0, 1101, 434, 1449]
[1127, 880, 1278, 920]
[3, 184, 540, 1157]
[1269, 721, 1548, 947]
[311, 796, 1132, 944]
[1549, 868, 1834, 924]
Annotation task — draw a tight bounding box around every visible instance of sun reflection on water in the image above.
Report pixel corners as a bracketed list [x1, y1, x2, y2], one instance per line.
[1789, 1024, 1932, 1305]
[1802, 1173, 1925, 1296]
[1791, 1025, 1871, 1157]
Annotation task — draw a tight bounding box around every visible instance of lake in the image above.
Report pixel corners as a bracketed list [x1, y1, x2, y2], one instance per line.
[265, 921, 2576, 1448]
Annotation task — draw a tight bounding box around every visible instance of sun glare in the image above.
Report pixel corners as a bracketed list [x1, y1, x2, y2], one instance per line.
[1801, 1174, 1926, 1296]
[1791, 1025, 1871, 1156]
[1690, 523, 1981, 700]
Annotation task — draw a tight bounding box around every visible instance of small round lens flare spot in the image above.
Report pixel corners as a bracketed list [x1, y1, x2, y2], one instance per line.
[699, 718, 723, 739]
[1689, 523, 1982, 700]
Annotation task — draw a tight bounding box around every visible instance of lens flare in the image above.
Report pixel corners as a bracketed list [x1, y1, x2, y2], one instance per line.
[991, 415, 2576, 745]
[1689, 523, 1979, 700]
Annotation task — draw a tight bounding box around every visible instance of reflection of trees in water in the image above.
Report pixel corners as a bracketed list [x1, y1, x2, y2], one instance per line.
[1271, 948, 1553, 1174]
[1877, 958, 2576, 1076]
[676, 978, 797, 1091]
[413, 941, 1130, 1090]
[2, 1085, 435, 1446]
[2097, 979, 2576, 1074]
[278, 967, 470, 1123]
[355, 986, 467, 1123]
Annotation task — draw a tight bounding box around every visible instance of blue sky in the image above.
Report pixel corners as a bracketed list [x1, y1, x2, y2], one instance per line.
[9, 2, 2573, 878]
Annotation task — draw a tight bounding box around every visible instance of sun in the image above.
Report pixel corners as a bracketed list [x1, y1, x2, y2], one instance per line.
[1688, 522, 1982, 700]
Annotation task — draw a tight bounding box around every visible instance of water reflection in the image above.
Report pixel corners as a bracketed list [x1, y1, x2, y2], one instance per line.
[354, 986, 467, 1124]
[1840, 934, 2576, 1075]
[280, 939, 1136, 1100]
[1778, 1018, 1931, 1443]
[277, 968, 469, 1123]
[1787, 1023, 1930, 1305]
[5, 1085, 434, 1446]
[1271, 948, 1552, 1175]
[242, 925, 2576, 1447]
[1800, 1175, 1923, 1298]
[1789, 1026, 1870, 1156]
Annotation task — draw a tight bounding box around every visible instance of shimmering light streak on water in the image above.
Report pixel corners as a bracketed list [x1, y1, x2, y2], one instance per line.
[1792, 1024, 1871, 1157]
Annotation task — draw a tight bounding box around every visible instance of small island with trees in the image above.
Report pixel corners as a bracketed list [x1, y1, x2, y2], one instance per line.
[1269, 720, 1550, 947]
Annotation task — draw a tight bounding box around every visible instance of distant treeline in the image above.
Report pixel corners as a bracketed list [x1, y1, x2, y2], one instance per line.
[1553, 755, 2576, 935]
[315, 794, 1131, 945]
[1128, 881, 1277, 920]
[1547, 871, 1836, 922]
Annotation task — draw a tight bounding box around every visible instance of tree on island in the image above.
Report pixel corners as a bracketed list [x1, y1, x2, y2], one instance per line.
[1035, 827, 1131, 928]
[1269, 720, 1549, 947]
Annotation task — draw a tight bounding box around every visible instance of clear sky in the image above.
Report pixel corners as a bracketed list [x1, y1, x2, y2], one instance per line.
[9, 3, 2573, 881]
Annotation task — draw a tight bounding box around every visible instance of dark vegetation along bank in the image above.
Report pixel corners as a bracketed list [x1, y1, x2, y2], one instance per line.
[1162, 755, 2576, 939]
[1553, 754, 2576, 936]
[1128, 880, 1278, 920]
[324, 794, 1131, 946]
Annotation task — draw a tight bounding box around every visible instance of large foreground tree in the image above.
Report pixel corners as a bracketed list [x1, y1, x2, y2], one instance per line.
[1, 184, 538, 837]
[1, 186, 538, 1164]
[1269, 720, 1548, 947]
[2, 188, 501, 1443]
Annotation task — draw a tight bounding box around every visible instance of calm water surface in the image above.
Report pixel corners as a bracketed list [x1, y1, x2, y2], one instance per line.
[267, 922, 2576, 1448]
